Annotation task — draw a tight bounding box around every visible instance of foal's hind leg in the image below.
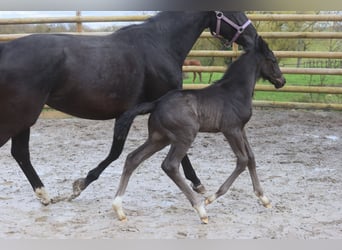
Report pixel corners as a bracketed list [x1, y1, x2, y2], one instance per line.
[11, 128, 51, 205]
[242, 130, 271, 208]
[112, 138, 168, 221]
[162, 144, 208, 224]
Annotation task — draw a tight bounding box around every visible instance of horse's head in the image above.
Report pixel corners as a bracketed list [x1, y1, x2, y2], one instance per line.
[209, 11, 258, 49]
[255, 36, 286, 89]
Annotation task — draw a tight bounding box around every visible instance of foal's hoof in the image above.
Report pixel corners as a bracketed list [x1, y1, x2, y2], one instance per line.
[204, 194, 216, 205]
[201, 216, 209, 224]
[191, 183, 206, 194]
[259, 195, 272, 208]
[264, 203, 272, 209]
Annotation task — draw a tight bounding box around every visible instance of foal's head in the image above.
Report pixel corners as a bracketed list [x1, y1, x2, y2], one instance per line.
[255, 36, 286, 89]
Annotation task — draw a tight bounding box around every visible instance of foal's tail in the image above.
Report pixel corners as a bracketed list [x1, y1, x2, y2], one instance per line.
[114, 101, 157, 140]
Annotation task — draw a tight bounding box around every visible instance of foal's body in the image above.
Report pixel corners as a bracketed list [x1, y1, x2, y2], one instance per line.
[112, 37, 285, 223]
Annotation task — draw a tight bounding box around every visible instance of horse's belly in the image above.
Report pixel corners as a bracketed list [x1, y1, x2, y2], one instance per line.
[47, 95, 133, 120]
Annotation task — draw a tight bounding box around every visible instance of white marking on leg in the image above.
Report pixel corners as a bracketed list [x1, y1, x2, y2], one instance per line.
[259, 195, 272, 208]
[35, 187, 51, 205]
[193, 203, 208, 224]
[112, 196, 127, 221]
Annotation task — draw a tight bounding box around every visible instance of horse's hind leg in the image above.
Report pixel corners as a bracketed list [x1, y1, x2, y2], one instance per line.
[242, 130, 271, 208]
[71, 128, 125, 200]
[11, 128, 50, 205]
[112, 138, 168, 221]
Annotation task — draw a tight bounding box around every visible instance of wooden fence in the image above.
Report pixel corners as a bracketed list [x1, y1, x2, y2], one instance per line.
[0, 12, 341, 112]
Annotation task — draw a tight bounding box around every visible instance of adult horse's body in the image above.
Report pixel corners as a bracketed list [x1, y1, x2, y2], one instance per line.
[112, 36, 286, 223]
[0, 11, 257, 205]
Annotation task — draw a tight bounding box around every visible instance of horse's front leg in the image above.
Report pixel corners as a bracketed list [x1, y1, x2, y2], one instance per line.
[11, 128, 51, 205]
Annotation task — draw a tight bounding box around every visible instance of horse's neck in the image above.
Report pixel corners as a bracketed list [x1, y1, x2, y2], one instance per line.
[150, 12, 210, 63]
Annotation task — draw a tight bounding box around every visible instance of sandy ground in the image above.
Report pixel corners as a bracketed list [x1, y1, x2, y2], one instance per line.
[0, 108, 341, 239]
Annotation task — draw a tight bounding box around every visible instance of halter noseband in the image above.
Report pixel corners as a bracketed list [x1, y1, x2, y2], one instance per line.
[211, 11, 252, 47]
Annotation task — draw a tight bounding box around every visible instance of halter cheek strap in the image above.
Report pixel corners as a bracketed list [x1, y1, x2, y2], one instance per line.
[212, 11, 252, 47]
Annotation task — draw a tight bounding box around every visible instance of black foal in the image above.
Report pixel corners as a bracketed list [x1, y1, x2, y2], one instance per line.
[112, 36, 285, 223]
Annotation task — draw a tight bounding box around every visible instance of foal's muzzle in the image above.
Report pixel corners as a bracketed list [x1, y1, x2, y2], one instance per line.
[274, 76, 286, 89]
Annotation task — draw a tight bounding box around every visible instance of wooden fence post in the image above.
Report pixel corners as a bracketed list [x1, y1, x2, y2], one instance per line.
[76, 11, 82, 33]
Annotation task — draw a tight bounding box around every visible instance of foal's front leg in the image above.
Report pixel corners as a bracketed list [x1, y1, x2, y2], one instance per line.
[205, 130, 248, 205]
[242, 130, 271, 208]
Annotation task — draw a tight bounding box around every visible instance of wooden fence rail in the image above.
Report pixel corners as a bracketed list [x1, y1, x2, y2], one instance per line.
[183, 66, 342, 75]
[0, 13, 341, 112]
[0, 14, 341, 25]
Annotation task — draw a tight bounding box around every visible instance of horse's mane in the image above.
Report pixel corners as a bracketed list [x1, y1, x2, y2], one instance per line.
[117, 12, 205, 34]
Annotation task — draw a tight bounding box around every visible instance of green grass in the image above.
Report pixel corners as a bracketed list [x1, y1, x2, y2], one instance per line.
[183, 72, 342, 104]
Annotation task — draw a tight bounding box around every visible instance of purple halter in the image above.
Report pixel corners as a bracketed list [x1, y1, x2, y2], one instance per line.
[211, 11, 252, 47]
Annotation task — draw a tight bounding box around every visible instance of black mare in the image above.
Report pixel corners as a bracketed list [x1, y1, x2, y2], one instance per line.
[112, 36, 286, 223]
[0, 11, 257, 205]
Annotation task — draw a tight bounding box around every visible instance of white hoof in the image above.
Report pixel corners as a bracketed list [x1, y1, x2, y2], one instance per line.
[193, 203, 208, 224]
[205, 194, 216, 205]
[35, 187, 51, 205]
[112, 196, 127, 221]
[259, 195, 272, 208]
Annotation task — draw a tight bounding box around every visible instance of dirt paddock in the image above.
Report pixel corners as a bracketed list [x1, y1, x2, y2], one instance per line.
[0, 108, 341, 239]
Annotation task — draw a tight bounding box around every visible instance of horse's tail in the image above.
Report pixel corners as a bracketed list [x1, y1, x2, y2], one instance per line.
[114, 101, 157, 141]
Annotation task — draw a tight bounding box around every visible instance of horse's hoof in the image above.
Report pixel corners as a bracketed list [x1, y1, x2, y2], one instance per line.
[191, 183, 206, 194]
[35, 187, 51, 206]
[72, 178, 86, 193]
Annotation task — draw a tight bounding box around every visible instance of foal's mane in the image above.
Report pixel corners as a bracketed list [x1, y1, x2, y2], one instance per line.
[214, 36, 270, 85]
